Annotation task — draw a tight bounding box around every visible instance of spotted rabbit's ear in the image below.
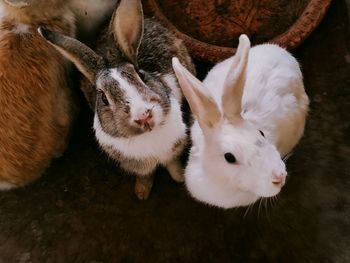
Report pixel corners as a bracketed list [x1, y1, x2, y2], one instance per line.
[38, 27, 105, 83]
[172, 57, 221, 131]
[110, 0, 144, 67]
[222, 34, 251, 122]
[4, 0, 30, 8]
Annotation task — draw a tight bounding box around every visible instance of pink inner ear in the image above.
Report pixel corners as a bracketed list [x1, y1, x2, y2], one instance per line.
[221, 35, 250, 121]
[228, 115, 244, 125]
[172, 57, 222, 129]
[112, 0, 143, 65]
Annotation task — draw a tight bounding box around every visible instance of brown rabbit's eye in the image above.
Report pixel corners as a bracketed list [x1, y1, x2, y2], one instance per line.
[138, 70, 146, 82]
[224, 153, 236, 164]
[101, 93, 109, 106]
[259, 130, 265, 137]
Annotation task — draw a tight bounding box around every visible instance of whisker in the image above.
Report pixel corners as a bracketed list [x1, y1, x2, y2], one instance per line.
[272, 197, 276, 208]
[264, 198, 271, 223]
[269, 197, 273, 209]
[258, 197, 263, 219]
[283, 151, 294, 162]
[273, 194, 280, 208]
[269, 197, 274, 209]
[244, 203, 252, 218]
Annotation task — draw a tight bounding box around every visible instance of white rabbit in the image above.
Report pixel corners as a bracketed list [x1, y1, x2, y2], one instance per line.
[172, 35, 309, 208]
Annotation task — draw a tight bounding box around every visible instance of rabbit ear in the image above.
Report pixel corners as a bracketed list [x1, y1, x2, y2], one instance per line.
[222, 34, 250, 122]
[3, 0, 29, 8]
[172, 57, 221, 130]
[111, 0, 144, 66]
[38, 27, 105, 83]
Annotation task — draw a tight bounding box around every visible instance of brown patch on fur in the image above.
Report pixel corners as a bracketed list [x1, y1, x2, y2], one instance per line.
[172, 138, 184, 154]
[0, 22, 75, 186]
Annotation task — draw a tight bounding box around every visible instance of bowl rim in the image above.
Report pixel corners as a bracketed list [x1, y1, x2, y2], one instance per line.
[145, 0, 333, 62]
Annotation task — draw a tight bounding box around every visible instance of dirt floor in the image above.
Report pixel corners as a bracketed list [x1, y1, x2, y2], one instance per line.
[1, 1, 350, 262]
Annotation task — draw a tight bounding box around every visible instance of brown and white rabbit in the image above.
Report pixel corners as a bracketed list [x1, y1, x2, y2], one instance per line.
[172, 35, 309, 208]
[0, 0, 77, 189]
[39, 0, 195, 200]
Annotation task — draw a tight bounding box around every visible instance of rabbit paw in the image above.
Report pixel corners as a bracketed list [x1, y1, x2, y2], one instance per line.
[134, 176, 154, 200]
[166, 159, 185, 183]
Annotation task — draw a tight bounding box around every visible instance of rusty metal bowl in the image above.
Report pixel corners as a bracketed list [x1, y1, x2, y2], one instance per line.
[143, 0, 332, 62]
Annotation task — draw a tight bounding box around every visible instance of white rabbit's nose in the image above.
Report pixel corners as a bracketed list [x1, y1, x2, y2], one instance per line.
[272, 172, 286, 187]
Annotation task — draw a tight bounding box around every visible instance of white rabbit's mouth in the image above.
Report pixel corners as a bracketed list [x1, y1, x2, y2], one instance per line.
[254, 176, 286, 198]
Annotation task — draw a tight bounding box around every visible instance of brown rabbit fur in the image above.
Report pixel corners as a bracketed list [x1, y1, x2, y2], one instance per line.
[0, 0, 76, 189]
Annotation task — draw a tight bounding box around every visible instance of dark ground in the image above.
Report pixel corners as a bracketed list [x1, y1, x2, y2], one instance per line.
[1, 1, 350, 262]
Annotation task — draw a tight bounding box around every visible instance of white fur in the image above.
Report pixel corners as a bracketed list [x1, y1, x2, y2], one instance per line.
[162, 73, 183, 102]
[93, 97, 186, 164]
[187, 120, 287, 208]
[0, 3, 6, 18]
[204, 44, 309, 156]
[11, 23, 29, 33]
[0, 22, 30, 34]
[187, 122, 260, 208]
[176, 42, 309, 208]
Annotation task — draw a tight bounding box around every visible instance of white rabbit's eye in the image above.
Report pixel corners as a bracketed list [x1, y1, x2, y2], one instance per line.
[101, 93, 109, 106]
[224, 153, 236, 164]
[259, 130, 265, 137]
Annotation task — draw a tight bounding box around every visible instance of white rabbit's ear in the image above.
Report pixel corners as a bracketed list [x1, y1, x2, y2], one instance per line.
[172, 57, 221, 130]
[222, 34, 250, 122]
[38, 27, 105, 83]
[111, 0, 144, 66]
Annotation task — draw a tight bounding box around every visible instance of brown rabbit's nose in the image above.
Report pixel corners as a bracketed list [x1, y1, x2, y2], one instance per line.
[272, 173, 286, 187]
[134, 109, 154, 130]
